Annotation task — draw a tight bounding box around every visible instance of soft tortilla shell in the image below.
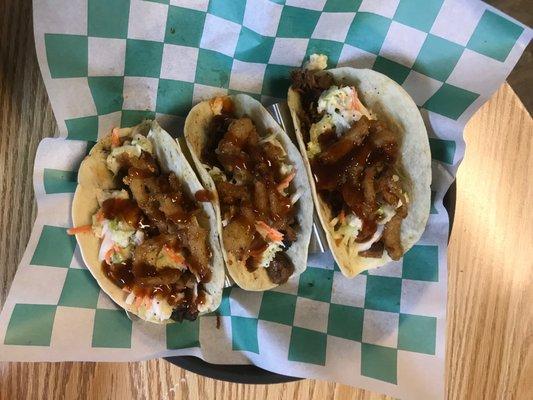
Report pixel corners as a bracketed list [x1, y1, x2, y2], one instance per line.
[184, 94, 313, 291]
[72, 121, 224, 323]
[288, 68, 431, 277]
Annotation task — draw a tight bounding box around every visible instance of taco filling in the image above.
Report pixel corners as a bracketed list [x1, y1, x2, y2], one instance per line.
[70, 129, 214, 322]
[201, 98, 300, 285]
[290, 66, 410, 260]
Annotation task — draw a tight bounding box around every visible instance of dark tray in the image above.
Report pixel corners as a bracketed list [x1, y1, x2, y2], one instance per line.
[165, 183, 456, 384]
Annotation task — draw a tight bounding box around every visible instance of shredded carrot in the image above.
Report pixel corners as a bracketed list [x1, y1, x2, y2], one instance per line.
[104, 247, 115, 265]
[134, 296, 143, 309]
[350, 88, 361, 111]
[104, 245, 121, 265]
[67, 225, 92, 235]
[277, 170, 296, 193]
[143, 296, 152, 309]
[95, 209, 105, 223]
[111, 127, 121, 147]
[163, 244, 186, 265]
[338, 210, 346, 224]
[350, 88, 370, 116]
[255, 221, 284, 243]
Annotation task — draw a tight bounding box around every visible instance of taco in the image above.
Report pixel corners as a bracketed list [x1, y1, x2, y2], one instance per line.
[70, 121, 225, 323]
[184, 95, 313, 291]
[288, 60, 431, 277]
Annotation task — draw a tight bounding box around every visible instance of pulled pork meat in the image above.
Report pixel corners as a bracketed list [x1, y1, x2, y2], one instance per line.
[290, 69, 334, 137]
[203, 101, 298, 284]
[291, 69, 408, 260]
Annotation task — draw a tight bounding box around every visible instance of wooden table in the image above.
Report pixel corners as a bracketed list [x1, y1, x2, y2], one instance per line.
[1, 3, 532, 399]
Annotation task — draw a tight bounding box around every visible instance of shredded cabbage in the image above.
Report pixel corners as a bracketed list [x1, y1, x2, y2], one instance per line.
[107, 219, 135, 247]
[307, 140, 322, 160]
[142, 296, 173, 322]
[110, 251, 122, 264]
[258, 241, 284, 269]
[131, 133, 153, 154]
[331, 213, 363, 247]
[317, 86, 364, 135]
[106, 143, 141, 174]
[259, 131, 278, 144]
[377, 204, 397, 225]
[330, 211, 388, 252]
[307, 115, 334, 159]
[279, 162, 294, 176]
[206, 165, 227, 182]
[106, 135, 152, 174]
[125, 292, 135, 305]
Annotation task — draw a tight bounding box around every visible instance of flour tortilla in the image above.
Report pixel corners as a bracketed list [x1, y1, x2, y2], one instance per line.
[288, 68, 431, 277]
[71, 121, 225, 322]
[184, 94, 313, 291]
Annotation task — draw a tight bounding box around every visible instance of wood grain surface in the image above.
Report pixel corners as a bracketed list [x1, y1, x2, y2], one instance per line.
[0, 2, 532, 399]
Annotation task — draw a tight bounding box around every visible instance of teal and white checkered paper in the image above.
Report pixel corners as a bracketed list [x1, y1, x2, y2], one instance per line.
[0, 0, 530, 398]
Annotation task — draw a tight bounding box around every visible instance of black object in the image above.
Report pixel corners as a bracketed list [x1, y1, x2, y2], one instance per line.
[444, 181, 456, 238]
[166, 355, 301, 384]
[165, 183, 457, 384]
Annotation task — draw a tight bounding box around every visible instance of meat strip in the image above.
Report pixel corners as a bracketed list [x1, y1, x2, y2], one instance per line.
[382, 214, 403, 260]
[216, 181, 251, 205]
[118, 152, 159, 176]
[358, 241, 384, 258]
[318, 117, 371, 164]
[266, 252, 295, 285]
[135, 268, 185, 286]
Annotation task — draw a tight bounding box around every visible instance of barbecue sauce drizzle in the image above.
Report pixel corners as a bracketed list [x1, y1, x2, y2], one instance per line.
[100, 152, 211, 321]
[205, 112, 296, 283]
[310, 131, 397, 242]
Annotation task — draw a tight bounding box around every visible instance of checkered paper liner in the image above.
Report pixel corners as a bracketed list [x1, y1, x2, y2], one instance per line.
[0, 0, 530, 398]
